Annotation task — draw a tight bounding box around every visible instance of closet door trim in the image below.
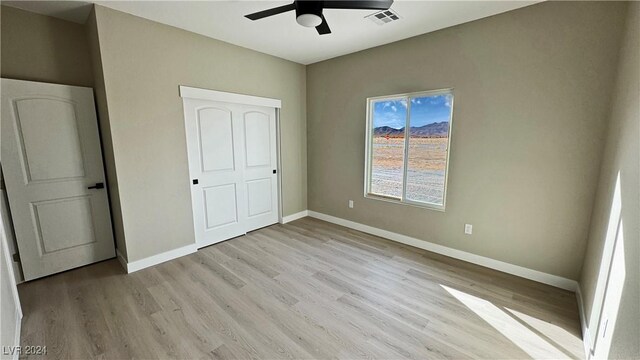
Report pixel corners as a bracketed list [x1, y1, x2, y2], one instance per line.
[179, 86, 281, 109]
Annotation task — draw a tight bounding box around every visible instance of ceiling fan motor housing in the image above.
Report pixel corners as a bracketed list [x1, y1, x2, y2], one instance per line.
[295, 1, 324, 27]
[295, 1, 324, 17]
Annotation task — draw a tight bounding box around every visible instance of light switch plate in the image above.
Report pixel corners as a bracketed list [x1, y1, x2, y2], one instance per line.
[464, 224, 473, 235]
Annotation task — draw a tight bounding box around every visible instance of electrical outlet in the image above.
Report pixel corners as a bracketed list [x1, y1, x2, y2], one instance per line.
[348, 200, 354, 208]
[464, 224, 473, 235]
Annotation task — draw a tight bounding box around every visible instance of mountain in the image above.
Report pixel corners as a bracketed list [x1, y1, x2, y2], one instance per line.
[373, 121, 449, 138]
[372, 126, 404, 137]
[410, 121, 449, 137]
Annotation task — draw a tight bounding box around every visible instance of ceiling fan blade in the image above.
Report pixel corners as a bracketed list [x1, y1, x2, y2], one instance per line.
[323, 0, 393, 10]
[245, 3, 296, 20]
[316, 15, 331, 35]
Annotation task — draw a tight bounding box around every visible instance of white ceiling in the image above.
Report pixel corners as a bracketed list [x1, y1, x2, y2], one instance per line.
[4, 1, 539, 64]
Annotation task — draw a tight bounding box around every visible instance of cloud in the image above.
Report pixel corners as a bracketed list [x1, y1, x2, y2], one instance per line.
[444, 94, 453, 108]
[373, 99, 408, 128]
[379, 99, 406, 112]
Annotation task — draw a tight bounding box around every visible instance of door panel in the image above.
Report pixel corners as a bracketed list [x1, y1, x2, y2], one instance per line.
[33, 196, 96, 253]
[183, 96, 279, 248]
[246, 178, 273, 217]
[203, 184, 238, 229]
[244, 112, 271, 168]
[15, 98, 85, 182]
[198, 107, 234, 172]
[1, 78, 116, 281]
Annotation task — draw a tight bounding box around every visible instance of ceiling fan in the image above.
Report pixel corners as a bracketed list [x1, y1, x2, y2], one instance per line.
[245, 0, 394, 35]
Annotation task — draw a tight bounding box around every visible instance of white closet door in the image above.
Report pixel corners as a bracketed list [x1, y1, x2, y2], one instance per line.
[183, 96, 278, 248]
[183, 99, 247, 248]
[240, 106, 278, 232]
[1, 79, 116, 281]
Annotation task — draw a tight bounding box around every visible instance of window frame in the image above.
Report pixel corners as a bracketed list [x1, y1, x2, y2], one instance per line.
[364, 88, 454, 212]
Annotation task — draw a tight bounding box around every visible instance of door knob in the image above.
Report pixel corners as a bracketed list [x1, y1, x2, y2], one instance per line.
[88, 182, 104, 189]
[192, 179, 199, 185]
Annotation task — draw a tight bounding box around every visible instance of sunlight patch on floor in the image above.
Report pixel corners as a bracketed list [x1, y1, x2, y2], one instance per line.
[505, 308, 583, 358]
[441, 285, 576, 359]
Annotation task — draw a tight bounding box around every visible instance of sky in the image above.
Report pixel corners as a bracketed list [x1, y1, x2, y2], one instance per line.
[373, 94, 453, 129]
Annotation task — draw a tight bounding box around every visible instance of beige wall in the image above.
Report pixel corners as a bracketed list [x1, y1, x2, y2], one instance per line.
[0, 9, 22, 349]
[306, 1, 626, 280]
[0, 5, 93, 87]
[1, 208, 21, 356]
[579, 2, 639, 358]
[92, 6, 307, 261]
[0, 5, 126, 256]
[85, 9, 127, 258]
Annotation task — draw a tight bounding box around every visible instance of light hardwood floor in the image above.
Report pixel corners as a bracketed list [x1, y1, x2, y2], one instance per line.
[18, 217, 584, 359]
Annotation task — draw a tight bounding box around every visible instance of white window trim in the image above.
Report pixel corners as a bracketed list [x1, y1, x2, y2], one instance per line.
[364, 88, 454, 212]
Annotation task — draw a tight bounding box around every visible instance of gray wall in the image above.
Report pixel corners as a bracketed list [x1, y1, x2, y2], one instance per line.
[0, 5, 93, 87]
[579, 2, 639, 358]
[91, 6, 307, 262]
[306, 1, 626, 280]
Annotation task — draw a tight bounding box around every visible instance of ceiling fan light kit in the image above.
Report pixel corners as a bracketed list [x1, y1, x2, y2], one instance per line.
[296, 14, 322, 27]
[245, 0, 394, 35]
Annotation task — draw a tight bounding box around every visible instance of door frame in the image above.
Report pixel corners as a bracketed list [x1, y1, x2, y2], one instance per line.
[179, 86, 284, 245]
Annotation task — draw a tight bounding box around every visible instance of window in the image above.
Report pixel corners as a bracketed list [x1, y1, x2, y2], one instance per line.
[365, 89, 454, 210]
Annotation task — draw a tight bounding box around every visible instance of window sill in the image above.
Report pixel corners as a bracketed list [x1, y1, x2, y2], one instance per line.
[364, 193, 446, 212]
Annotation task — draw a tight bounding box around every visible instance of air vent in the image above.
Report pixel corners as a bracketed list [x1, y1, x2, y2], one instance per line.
[366, 8, 400, 25]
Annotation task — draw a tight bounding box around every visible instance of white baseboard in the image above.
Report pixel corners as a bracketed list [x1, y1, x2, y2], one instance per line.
[576, 285, 592, 359]
[11, 262, 23, 285]
[307, 211, 578, 291]
[12, 307, 21, 360]
[116, 248, 128, 272]
[116, 244, 197, 274]
[281, 210, 309, 224]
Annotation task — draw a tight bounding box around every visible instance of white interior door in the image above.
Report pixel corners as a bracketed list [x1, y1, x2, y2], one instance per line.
[183, 99, 248, 248]
[241, 106, 279, 232]
[182, 90, 279, 248]
[1, 79, 115, 281]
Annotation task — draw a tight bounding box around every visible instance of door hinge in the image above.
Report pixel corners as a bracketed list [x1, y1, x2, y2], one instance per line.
[12, 253, 20, 262]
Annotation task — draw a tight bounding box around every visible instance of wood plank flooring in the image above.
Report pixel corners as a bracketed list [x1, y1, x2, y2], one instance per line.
[18, 217, 584, 359]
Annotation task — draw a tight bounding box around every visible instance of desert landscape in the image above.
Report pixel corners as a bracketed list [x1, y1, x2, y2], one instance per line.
[370, 136, 448, 205]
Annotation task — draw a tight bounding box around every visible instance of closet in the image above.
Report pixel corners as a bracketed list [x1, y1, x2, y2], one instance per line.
[181, 87, 280, 248]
